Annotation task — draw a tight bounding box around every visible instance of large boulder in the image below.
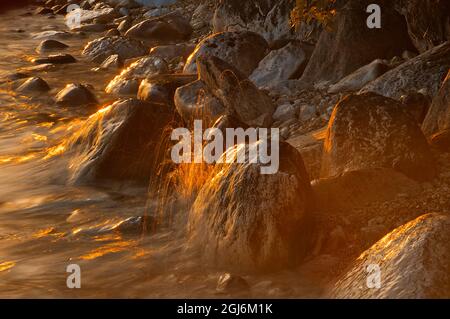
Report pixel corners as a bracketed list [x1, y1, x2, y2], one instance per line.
[395, 0, 450, 53]
[124, 11, 192, 43]
[68, 98, 174, 183]
[212, 0, 298, 48]
[105, 56, 169, 96]
[329, 213, 450, 298]
[362, 42, 450, 99]
[250, 41, 310, 89]
[312, 168, 421, 213]
[183, 31, 269, 76]
[82, 36, 148, 64]
[422, 70, 450, 136]
[321, 93, 436, 182]
[189, 141, 314, 271]
[300, 0, 414, 86]
[174, 79, 225, 126]
[197, 56, 275, 127]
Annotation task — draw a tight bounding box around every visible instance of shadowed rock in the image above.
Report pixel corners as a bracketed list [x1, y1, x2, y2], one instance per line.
[313, 168, 421, 213]
[321, 92, 436, 182]
[68, 98, 175, 184]
[197, 56, 275, 127]
[300, 0, 414, 86]
[422, 70, 450, 136]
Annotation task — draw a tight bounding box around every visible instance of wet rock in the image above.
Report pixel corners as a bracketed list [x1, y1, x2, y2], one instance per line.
[213, 0, 297, 48]
[328, 59, 390, 94]
[312, 168, 421, 213]
[69, 98, 174, 183]
[32, 53, 76, 64]
[16, 77, 51, 93]
[65, 7, 117, 28]
[329, 213, 450, 298]
[106, 56, 169, 96]
[184, 31, 269, 77]
[422, 70, 450, 136]
[138, 73, 196, 106]
[174, 79, 225, 126]
[362, 42, 450, 100]
[250, 41, 309, 89]
[300, 0, 414, 86]
[36, 39, 68, 54]
[117, 18, 132, 34]
[396, 0, 450, 53]
[82, 36, 148, 64]
[125, 11, 192, 43]
[149, 43, 196, 62]
[189, 141, 314, 271]
[430, 129, 450, 153]
[216, 273, 250, 294]
[55, 83, 98, 107]
[321, 93, 436, 182]
[197, 56, 275, 127]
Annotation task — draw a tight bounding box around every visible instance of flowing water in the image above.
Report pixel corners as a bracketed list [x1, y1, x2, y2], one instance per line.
[0, 7, 323, 298]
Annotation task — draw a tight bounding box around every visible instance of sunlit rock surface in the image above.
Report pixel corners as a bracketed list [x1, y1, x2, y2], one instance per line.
[189, 141, 314, 272]
[321, 92, 436, 182]
[106, 56, 169, 95]
[329, 213, 450, 298]
[183, 31, 269, 76]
